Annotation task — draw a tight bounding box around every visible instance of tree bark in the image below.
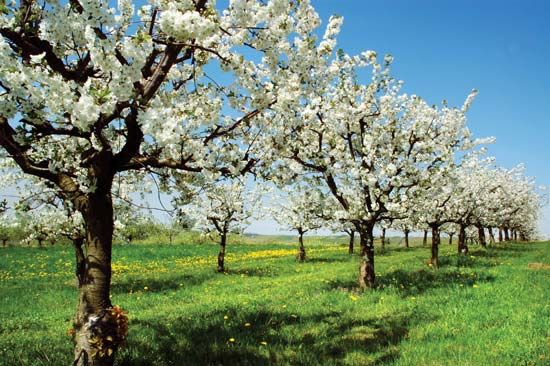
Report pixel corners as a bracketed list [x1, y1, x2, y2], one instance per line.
[422, 230, 428, 246]
[404, 230, 409, 248]
[477, 226, 486, 248]
[429, 225, 440, 268]
[217, 232, 227, 272]
[504, 227, 510, 241]
[348, 230, 355, 255]
[513, 230, 518, 242]
[297, 230, 306, 262]
[73, 191, 120, 366]
[498, 228, 503, 242]
[380, 228, 386, 251]
[488, 228, 495, 244]
[358, 224, 375, 289]
[458, 224, 468, 255]
[448, 233, 453, 245]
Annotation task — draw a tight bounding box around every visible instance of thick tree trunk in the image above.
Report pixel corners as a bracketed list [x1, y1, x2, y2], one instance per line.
[422, 230, 428, 246]
[448, 233, 453, 245]
[429, 225, 440, 268]
[458, 224, 468, 255]
[297, 230, 306, 262]
[488, 228, 495, 243]
[380, 228, 386, 251]
[404, 230, 409, 248]
[217, 233, 227, 272]
[73, 191, 121, 366]
[348, 230, 355, 254]
[504, 227, 510, 241]
[477, 226, 486, 248]
[358, 224, 375, 289]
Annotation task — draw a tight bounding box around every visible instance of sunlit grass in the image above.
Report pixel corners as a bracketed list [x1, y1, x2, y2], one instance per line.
[0, 239, 548, 365]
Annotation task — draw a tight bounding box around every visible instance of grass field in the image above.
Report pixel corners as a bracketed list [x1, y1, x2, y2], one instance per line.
[0, 238, 548, 365]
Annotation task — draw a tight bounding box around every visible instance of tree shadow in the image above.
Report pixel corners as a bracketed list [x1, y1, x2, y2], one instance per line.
[326, 267, 494, 297]
[111, 273, 212, 294]
[117, 308, 412, 365]
[223, 267, 276, 277]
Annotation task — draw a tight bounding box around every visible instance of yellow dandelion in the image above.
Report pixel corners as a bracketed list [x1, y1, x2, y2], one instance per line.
[260, 341, 268, 346]
[228, 338, 235, 343]
[473, 284, 478, 288]
[143, 286, 148, 291]
[244, 322, 251, 327]
[223, 315, 229, 320]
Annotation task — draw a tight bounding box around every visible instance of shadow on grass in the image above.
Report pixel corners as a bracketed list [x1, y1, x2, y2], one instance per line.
[112, 273, 212, 294]
[118, 309, 411, 366]
[326, 266, 495, 297]
[223, 267, 276, 277]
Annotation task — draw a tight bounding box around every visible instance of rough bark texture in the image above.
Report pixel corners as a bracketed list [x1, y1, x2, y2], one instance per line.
[73, 191, 117, 366]
[217, 233, 227, 272]
[404, 230, 409, 248]
[358, 224, 375, 289]
[477, 226, 486, 248]
[429, 225, 440, 268]
[458, 224, 468, 255]
[297, 230, 306, 262]
[422, 230, 428, 246]
[348, 230, 355, 255]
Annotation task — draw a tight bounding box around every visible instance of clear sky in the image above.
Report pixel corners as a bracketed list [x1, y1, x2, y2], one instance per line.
[249, 0, 550, 236]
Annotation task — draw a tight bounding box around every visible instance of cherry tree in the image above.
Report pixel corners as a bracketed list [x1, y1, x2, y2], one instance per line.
[271, 184, 326, 262]
[182, 177, 260, 272]
[264, 25, 477, 287]
[0, 0, 327, 363]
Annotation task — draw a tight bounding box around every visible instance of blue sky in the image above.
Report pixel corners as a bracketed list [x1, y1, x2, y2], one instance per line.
[250, 0, 550, 236]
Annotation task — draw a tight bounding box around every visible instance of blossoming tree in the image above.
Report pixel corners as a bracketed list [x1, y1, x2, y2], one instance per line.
[0, 0, 327, 363]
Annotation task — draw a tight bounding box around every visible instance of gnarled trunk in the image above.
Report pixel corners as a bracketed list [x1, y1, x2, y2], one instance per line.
[404, 229, 409, 248]
[297, 230, 306, 262]
[73, 191, 121, 366]
[348, 230, 355, 255]
[477, 226, 486, 248]
[217, 232, 227, 272]
[429, 225, 440, 268]
[458, 224, 468, 255]
[358, 223, 375, 289]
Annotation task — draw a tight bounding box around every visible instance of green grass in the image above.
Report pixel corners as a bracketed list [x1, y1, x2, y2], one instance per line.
[0, 239, 548, 365]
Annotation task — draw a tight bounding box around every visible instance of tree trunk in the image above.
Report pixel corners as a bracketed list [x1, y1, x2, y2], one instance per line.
[429, 225, 440, 268]
[297, 230, 306, 262]
[458, 224, 468, 255]
[348, 230, 355, 254]
[448, 233, 453, 245]
[513, 230, 518, 242]
[488, 228, 495, 243]
[477, 226, 486, 248]
[422, 230, 428, 246]
[358, 224, 375, 289]
[2, 239, 6, 247]
[73, 191, 121, 366]
[380, 228, 386, 251]
[498, 228, 503, 242]
[217, 232, 227, 272]
[504, 227, 510, 241]
[404, 230, 409, 248]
